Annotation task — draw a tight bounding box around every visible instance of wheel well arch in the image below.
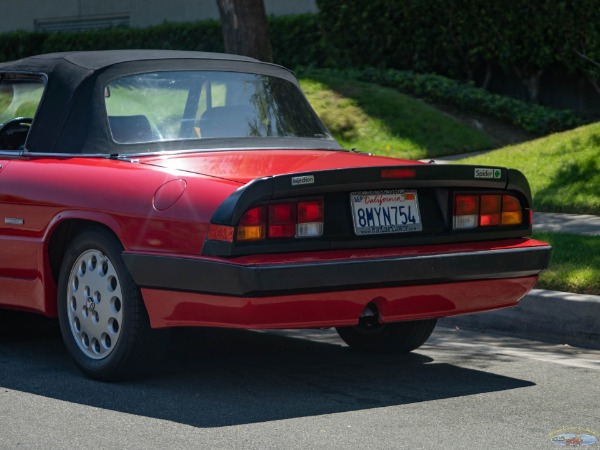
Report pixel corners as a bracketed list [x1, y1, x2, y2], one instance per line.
[47, 219, 121, 284]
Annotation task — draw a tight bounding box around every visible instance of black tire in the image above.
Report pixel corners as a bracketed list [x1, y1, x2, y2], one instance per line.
[57, 227, 166, 381]
[336, 318, 437, 354]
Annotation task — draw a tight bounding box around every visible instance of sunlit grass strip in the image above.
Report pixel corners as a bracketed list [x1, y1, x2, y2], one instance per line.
[300, 74, 493, 160]
[533, 231, 600, 295]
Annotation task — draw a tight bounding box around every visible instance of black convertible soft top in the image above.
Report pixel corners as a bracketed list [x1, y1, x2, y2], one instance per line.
[0, 50, 330, 154]
[0, 49, 260, 73]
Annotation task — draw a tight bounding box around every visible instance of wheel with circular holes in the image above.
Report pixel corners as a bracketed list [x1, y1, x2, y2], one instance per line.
[336, 318, 437, 354]
[57, 227, 166, 380]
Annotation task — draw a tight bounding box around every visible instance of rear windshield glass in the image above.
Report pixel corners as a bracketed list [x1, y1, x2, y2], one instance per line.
[104, 71, 332, 145]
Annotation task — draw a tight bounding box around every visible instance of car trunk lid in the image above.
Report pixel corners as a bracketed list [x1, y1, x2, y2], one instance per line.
[136, 149, 420, 184]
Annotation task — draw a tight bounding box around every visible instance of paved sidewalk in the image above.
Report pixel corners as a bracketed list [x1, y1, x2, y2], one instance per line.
[444, 211, 600, 349]
[533, 211, 600, 236]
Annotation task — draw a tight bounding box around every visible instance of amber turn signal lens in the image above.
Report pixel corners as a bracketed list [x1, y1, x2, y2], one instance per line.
[502, 195, 522, 225]
[237, 225, 266, 241]
[237, 206, 267, 241]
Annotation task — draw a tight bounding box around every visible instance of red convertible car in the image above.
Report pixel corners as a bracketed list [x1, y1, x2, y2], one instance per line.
[0, 50, 550, 380]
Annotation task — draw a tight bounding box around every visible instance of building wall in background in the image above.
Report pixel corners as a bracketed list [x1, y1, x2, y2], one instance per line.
[0, 0, 317, 32]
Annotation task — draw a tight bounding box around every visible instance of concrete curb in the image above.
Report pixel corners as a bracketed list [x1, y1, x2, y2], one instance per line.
[440, 289, 600, 349]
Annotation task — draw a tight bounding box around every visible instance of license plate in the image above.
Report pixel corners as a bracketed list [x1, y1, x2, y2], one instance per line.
[350, 190, 422, 235]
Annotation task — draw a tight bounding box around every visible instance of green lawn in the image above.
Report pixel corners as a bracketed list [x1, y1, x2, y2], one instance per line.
[457, 122, 600, 215]
[533, 231, 600, 295]
[300, 74, 493, 160]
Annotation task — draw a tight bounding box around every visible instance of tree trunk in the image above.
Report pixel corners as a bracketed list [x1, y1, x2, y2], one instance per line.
[217, 0, 273, 63]
[515, 67, 544, 103]
[481, 63, 493, 90]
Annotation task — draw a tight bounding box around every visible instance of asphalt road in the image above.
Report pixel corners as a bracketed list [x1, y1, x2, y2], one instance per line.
[1, 311, 599, 449]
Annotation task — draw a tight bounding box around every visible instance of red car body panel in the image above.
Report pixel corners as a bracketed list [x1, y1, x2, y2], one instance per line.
[142, 277, 538, 329]
[140, 149, 420, 184]
[0, 150, 551, 324]
[0, 150, 426, 316]
[0, 51, 550, 334]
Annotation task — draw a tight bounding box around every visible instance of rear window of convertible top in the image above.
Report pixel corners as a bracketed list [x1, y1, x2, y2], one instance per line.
[104, 70, 331, 144]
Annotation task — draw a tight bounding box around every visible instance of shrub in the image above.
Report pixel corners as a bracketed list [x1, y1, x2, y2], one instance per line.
[307, 68, 582, 135]
[0, 16, 326, 68]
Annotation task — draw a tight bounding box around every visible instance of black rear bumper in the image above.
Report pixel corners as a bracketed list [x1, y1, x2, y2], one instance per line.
[123, 244, 551, 297]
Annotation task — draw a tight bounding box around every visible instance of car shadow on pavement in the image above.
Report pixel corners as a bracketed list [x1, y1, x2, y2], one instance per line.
[0, 311, 534, 428]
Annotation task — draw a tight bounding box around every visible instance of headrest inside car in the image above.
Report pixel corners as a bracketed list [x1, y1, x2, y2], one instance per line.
[109, 115, 153, 144]
[199, 106, 254, 138]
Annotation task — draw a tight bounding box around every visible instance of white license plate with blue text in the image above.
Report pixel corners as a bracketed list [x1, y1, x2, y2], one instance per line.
[350, 190, 422, 235]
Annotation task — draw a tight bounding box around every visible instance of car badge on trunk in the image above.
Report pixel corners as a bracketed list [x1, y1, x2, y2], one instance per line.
[291, 175, 315, 186]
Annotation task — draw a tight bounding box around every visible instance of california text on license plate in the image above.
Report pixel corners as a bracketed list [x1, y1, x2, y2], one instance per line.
[350, 189, 422, 235]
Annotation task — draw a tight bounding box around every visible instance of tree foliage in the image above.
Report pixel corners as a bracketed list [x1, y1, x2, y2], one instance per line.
[317, 0, 600, 103]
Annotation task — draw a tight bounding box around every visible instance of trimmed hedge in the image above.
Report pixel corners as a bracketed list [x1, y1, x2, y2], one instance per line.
[0, 15, 327, 69]
[0, 21, 224, 58]
[304, 68, 582, 135]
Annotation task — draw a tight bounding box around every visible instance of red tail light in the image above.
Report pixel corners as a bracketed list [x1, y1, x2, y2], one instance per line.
[237, 206, 266, 241]
[297, 200, 324, 237]
[454, 195, 479, 229]
[454, 193, 523, 230]
[381, 168, 416, 179]
[207, 224, 234, 242]
[236, 199, 324, 241]
[479, 194, 501, 226]
[298, 200, 323, 222]
[268, 203, 296, 238]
